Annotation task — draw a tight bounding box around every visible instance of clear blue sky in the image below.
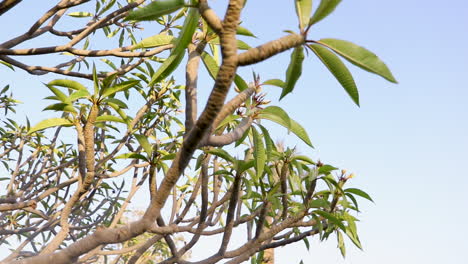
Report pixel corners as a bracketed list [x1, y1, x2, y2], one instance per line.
[1, 1, 467, 263]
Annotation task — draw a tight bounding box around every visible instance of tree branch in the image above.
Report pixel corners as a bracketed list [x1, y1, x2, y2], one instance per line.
[237, 34, 305, 66]
[0, 0, 22, 16]
[199, 0, 223, 34]
[200, 116, 253, 147]
[218, 170, 242, 254]
[184, 43, 206, 134]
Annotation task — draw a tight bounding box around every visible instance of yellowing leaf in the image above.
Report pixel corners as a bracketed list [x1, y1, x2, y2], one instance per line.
[28, 118, 73, 134]
[135, 34, 175, 49]
[68, 12, 93, 18]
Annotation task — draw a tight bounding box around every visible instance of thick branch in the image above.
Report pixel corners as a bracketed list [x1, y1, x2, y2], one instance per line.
[184, 43, 205, 134]
[142, 0, 243, 222]
[237, 34, 305, 66]
[0, 0, 22, 15]
[213, 84, 256, 128]
[218, 171, 242, 254]
[200, 116, 253, 147]
[0, 200, 36, 212]
[199, 0, 222, 34]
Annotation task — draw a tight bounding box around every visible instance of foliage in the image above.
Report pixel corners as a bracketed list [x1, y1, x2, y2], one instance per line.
[0, 0, 395, 263]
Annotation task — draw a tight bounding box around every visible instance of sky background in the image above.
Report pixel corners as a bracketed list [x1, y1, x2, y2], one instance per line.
[1, 0, 467, 263]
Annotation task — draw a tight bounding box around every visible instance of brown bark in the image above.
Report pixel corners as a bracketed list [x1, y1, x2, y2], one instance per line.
[0, 0, 22, 15]
[237, 34, 305, 66]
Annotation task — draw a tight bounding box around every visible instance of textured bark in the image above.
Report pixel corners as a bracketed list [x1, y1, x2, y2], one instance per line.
[201, 117, 253, 147]
[0, 0, 22, 15]
[262, 216, 275, 264]
[1, 0, 332, 262]
[184, 43, 205, 134]
[237, 34, 305, 66]
[142, 0, 243, 222]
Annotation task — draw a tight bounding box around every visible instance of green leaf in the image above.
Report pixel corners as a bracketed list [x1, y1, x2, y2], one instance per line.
[209, 37, 251, 50]
[107, 102, 131, 126]
[68, 11, 93, 17]
[101, 58, 117, 70]
[281, 46, 305, 99]
[293, 155, 315, 164]
[235, 126, 251, 147]
[337, 230, 346, 257]
[102, 73, 118, 89]
[309, 44, 359, 106]
[43, 103, 77, 114]
[234, 74, 248, 91]
[97, 0, 116, 16]
[134, 134, 153, 157]
[100, 80, 140, 99]
[0, 61, 14, 71]
[237, 26, 256, 37]
[135, 34, 175, 49]
[257, 124, 274, 160]
[252, 126, 266, 180]
[195, 153, 204, 170]
[303, 237, 310, 250]
[318, 38, 397, 83]
[1, 85, 9, 93]
[344, 216, 362, 249]
[259, 106, 313, 147]
[68, 89, 90, 102]
[345, 193, 360, 212]
[124, 0, 185, 21]
[149, 5, 199, 86]
[151, 52, 185, 85]
[295, 0, 313, 30]
[45, 85, 68, 103]
[262, 79, 285, 89]
[314, 210, 346, 231]
[161, 153, 176, 160]
[206, 148, 235, 163]
[309, 0, 342, 25]
[201, 51, 219, 79]
[96, 115, 125, 124]
[308, 198, 330, 209]
[215, 114, 241, 130]
[48, 79, 87, 91]
[104, 98, 128, 109]
[318, 164, 338, 175]
[28, 118, 73, 134]
[236, 39, 252, 50]
[259, 106, 291, 129]
[114, 152, 149, 162]
[345, 188, 374, 203]
[93, 64, 99, 96]
[236, 160, 254, 174]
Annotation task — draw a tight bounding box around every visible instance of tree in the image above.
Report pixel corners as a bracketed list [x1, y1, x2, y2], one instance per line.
[0, 0, 396, 263]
